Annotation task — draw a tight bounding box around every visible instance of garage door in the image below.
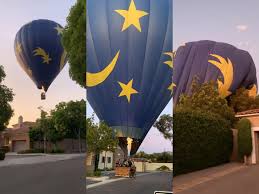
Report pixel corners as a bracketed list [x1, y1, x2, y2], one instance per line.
[13, 140, 27, 152]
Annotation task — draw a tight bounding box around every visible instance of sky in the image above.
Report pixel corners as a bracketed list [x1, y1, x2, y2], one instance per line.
[2, 0, 257, 154]
[0, 0, 171, 154]
[0, 0, 85, 126]
[87, 101, 173, 154]
[174, 0, 259, 80]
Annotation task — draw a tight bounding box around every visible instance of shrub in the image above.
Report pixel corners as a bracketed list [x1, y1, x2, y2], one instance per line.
[157, 165, 171, 171]
[86, 172, 94, 177]
[0, 146, 10, 153]
[0, 150, 5, 160]
[17, 149, 44, 154]
[173, 110, 233, 176]
[94, 170, 101, 177]
[49, 148, 64, 154]
[237, 118, 252, 160]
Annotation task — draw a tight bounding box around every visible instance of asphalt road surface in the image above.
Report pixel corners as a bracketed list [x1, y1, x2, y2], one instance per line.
[0, 156, 85, 194]
[177, 165, 259, 194]
[87, 172, 172, 194]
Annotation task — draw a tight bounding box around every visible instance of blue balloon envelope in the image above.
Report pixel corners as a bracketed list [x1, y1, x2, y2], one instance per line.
[173, 40, 257, 104]
[14, 19, 67, 95]
[87, 0, 172, 155]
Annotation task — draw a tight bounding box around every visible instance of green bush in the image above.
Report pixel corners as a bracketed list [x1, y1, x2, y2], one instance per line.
[0, 150, 5, 160]
[173, 110, 233, 176]
[156, 165, 171, 171]
[237, 118, 252, 159]
[86, 172, 94, 177]
[0, 146, 10, 153]
[93, 170, 101, 177]
[17, 149, 44, 154]
[49, 148, 64, 154]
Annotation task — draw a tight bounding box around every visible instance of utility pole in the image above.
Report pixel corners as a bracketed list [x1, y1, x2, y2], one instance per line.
[38, 106, 47, 153]
[78, 128, 81, 153]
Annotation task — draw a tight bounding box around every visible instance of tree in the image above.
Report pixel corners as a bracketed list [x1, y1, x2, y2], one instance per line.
[174, 110, 233, 175]
[175, 79, 235, 125]
[29, 110, 58, 152]
[153, 114, 173, 141]
[134, 151, 173, 163]
[0, 65, 14, 131]
[134, 151, 148, 158]
[156, 152, 173, 163]
[29, 126, 44, 148]
[44, 117, 64, 150]
[87, 118, 118, 171]
[51, 100, 86, 152]
[62, 0, 86, 87]
[229, 87, 259, 113]
[237, 118, 252, 164]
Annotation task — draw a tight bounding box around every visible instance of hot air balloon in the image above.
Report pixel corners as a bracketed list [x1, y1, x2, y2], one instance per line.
[173, 40, 257, 104]
[87, 0, 172, 156]
[14, 19, 67, 100]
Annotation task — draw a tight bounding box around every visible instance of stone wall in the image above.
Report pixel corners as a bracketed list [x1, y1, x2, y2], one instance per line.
[33, 138, 86, 153]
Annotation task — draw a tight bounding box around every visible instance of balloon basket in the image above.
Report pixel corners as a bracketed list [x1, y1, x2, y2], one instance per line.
[41, 92, 46, 100]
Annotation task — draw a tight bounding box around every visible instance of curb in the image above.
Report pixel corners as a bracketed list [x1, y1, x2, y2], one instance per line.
[86, 171, 161, 189]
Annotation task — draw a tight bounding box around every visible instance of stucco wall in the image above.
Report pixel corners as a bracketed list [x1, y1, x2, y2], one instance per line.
[135, 162, 173, 172]
[33, 139, 86, 153]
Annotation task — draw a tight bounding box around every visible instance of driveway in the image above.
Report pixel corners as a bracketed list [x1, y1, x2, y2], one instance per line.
[174, 163, 259, 194]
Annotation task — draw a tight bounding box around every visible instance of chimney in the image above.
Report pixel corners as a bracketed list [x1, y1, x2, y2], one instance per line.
[18, 116, 23, 127]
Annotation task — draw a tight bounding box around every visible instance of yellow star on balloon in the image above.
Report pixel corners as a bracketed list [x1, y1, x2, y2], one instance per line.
[16, 43, 22, 54]
[168, 83, 176, 94]
[118, 79, 138, 103]
[54, 25, 63, 35]
[115, 0, 148, 32]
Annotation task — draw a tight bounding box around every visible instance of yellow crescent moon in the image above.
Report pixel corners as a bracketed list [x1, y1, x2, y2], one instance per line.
[86, 51, 120, 87]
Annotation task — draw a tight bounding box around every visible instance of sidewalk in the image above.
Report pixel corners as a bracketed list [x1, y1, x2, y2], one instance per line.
[0, 153, 85, 167]
[173, 162, 246, 193]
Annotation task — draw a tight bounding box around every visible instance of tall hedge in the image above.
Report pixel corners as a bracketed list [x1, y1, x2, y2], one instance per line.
[237, 118, 252, 159]
[173, 110, 233, 176]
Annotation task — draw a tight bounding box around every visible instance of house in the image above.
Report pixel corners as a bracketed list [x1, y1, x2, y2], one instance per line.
[86, 146, 125, 172]
[235, 109, 259, 164]
[0, 115, 86, 153]
[98, 151, 114, 169]
[1, 116, 34, 152]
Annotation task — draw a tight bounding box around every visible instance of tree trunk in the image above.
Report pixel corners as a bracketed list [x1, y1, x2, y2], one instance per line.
[94, 152, 100, 172]
[78, 129, 81, 153]
[244, 155, 248, 165]
[44, 135, 46, 153]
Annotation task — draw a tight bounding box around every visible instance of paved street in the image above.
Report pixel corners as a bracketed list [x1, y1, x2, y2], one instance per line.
[87, 172, 172, 194]
[0, 156, 85, 194]
[176, 164, 259, 194]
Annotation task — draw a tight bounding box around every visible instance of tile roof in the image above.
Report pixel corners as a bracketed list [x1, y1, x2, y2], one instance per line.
[236, 109, 259, 116]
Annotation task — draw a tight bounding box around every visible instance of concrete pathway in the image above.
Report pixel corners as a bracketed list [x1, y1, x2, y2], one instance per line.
[0, 153, 84, 167]
[174, 162, 246, 193]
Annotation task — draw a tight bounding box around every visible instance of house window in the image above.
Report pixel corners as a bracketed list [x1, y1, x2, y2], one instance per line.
[108, 157, 111, 163]
[102, 156, 105, 163]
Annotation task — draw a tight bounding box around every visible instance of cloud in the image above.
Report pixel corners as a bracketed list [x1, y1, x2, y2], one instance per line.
[236, 41, 257, 57]
[236, 25, 248, 32]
